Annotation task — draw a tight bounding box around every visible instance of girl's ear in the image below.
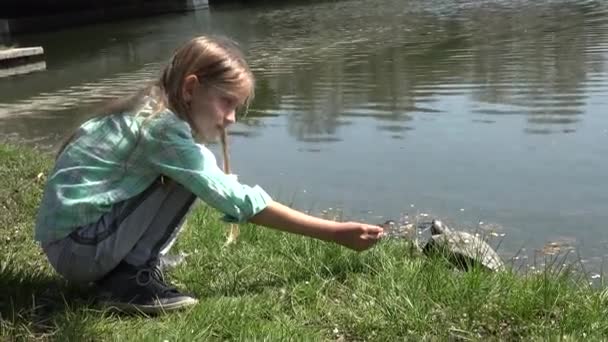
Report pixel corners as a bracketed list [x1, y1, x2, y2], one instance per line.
[182, 75, 199, 103]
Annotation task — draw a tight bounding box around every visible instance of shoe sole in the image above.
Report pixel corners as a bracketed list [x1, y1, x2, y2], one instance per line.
[99, 297, 199, 315]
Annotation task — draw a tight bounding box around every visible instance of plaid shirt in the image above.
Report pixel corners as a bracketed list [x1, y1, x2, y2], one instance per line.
[35, 101, 272, 243]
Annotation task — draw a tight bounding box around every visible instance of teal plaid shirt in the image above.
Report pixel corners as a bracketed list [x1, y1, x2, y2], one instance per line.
[34, 100, 272, 243]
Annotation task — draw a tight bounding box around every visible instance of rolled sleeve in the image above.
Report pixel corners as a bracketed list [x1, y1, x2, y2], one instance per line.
[144, 116, 272, 222]
[220, 183, 272, 223]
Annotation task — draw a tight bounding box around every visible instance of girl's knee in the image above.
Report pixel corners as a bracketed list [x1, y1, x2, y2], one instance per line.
[42, 238, 107, 284]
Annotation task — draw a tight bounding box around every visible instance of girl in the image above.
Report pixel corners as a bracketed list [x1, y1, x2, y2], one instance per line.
[35, 35, 384, 314]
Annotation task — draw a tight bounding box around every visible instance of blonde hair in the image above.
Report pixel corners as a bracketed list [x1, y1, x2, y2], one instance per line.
[56, 35, 254, 158]
[160, 35, 255, 125]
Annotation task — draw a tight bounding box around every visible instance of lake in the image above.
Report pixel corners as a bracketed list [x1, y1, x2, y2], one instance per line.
[1, 0, 607, 272]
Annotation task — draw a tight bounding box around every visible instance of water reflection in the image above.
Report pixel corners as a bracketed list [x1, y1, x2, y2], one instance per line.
[1, 0, 606, 144]
[242, 0, 608, 140]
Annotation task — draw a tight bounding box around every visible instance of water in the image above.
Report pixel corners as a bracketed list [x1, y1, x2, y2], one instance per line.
[1, 0, 608, 270]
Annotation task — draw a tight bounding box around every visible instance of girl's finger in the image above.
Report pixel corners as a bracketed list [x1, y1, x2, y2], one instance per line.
[363, 231, 383, 239]
[366, 225, 384, 234]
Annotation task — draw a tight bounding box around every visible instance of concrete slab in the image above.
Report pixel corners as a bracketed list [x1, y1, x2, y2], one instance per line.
[0, 46, 44, 61]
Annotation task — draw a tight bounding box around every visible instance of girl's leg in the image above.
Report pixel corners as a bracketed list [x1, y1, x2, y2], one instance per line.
[43, 178, 198, 312]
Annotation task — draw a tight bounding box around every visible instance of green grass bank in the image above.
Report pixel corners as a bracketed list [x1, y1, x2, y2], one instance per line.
[1, 143, 607, 340]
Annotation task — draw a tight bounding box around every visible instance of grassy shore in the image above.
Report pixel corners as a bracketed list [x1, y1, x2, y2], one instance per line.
[1, 143, 607, 341]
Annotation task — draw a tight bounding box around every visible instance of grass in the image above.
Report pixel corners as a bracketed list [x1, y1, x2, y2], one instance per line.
[1, 142, 608, 340]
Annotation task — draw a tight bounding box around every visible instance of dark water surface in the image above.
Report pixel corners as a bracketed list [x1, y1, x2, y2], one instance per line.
[1, 0, 607, 272]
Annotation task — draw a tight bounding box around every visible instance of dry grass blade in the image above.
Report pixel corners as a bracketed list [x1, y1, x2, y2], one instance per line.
[220, 127, 239, 246]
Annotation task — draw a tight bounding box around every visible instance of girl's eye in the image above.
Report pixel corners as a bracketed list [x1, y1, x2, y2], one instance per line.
[222, 97, 237, 108]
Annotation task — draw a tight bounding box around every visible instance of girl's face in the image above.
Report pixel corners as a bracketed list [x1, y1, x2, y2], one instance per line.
[183, 75, 249, 143]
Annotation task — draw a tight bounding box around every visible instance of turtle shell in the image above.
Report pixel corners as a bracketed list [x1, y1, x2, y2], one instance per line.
[422, 229, 505, 272]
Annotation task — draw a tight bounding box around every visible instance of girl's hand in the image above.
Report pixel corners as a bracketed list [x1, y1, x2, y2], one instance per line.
[332, 222, 384, 252]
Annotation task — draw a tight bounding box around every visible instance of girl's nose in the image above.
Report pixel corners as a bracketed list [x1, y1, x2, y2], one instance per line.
[225, 110, 236, 125]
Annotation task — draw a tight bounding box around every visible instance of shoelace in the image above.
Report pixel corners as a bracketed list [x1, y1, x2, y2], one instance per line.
[135, 267, 163, 286]
[134, 264, 178, 294]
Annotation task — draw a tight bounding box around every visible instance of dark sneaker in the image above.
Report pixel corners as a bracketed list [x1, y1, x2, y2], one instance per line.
[95, 261, 198, 314]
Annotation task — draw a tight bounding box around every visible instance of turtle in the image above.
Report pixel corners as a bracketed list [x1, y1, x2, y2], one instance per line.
[421, 219, 505, 272]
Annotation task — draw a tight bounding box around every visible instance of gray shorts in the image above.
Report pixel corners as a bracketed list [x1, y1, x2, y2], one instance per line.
[42, 178, 196, 284]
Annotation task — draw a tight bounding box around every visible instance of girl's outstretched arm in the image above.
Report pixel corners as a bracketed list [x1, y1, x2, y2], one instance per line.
[249, 201, 384, 252]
